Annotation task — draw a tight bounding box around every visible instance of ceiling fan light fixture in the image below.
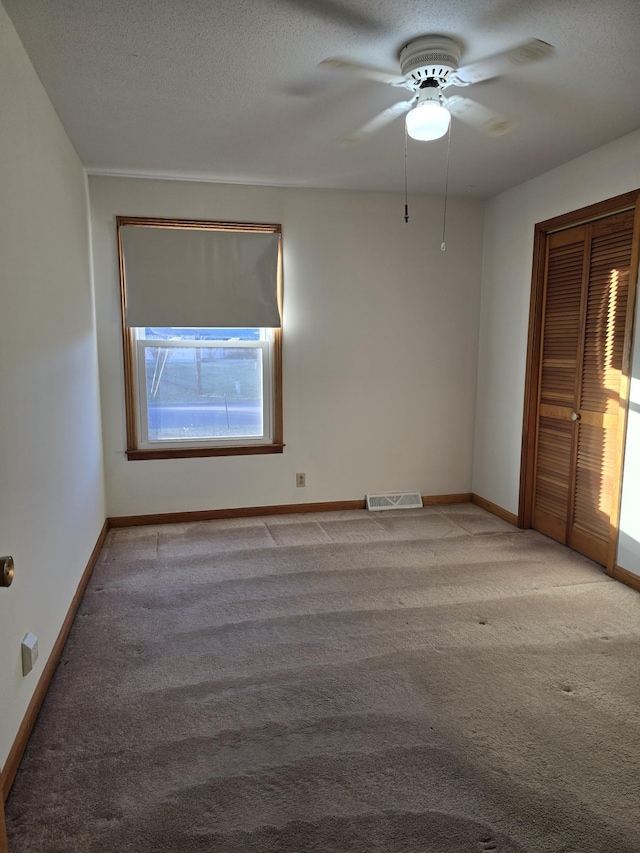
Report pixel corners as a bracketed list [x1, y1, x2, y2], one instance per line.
[405, 100, 451, 141]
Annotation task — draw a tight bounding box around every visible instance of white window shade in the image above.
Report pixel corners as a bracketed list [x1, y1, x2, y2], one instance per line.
[120, 226, 281, 328]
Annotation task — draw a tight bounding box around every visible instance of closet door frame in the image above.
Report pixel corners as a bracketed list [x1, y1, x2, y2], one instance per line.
[519, 188, 640, 575]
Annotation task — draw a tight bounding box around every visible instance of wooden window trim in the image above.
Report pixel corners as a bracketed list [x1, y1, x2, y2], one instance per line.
[519, 189, 640, 576]
[116, 216, 284, 460]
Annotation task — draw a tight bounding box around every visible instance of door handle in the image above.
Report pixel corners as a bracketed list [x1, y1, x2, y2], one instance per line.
[571, 412, 581, 421]
[1, 556, 14, 588]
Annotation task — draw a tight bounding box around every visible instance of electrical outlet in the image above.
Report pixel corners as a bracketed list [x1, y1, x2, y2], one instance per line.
[21, 632, 39, 677]
[296, 472, 306, 488]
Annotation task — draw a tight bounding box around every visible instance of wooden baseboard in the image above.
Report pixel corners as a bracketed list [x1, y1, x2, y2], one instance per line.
[109, 500, 365, 527]
[109, 494, 474, 528]
[0, 794, 7, 853]
[423, 493, 471, 506]
[611, 564, 640, 593]
[1, 520, 109, 803]
[471, 494, 518, 526]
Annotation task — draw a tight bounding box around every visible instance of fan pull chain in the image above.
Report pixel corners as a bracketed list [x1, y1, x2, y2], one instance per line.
[441, 120, 452, 251]
[404, 124, 409, 223]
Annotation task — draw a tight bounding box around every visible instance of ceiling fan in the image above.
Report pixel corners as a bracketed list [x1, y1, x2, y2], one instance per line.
[320, 35, 554, 143]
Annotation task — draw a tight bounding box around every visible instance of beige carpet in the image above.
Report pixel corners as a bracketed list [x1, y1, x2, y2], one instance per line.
[6, 504, 640, 851]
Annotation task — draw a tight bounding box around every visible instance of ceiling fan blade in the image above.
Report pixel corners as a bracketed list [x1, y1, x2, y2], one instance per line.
[320, 58, 407, 87]
[450, 39, 554, 85]
[342, 99, 416, 145]
[445, 96, 516, 136]
[275, 0, 382, 31]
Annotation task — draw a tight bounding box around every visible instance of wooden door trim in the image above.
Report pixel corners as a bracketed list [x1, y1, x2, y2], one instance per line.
[519, 221, 548, 526]
[519, 189, 640, 560]
[534, 190, 639, 234]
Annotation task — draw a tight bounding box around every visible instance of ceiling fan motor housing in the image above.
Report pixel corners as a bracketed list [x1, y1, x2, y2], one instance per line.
[400, 35, 461, 89]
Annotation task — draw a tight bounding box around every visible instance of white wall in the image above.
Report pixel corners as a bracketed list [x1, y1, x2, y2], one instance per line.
[473, 127, 640, 576]
[0, 3, 105, 770]
[89, 176, 485, 517]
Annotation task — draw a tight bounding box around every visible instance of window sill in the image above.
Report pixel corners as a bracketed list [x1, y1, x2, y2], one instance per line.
[126, 443, 285, 461]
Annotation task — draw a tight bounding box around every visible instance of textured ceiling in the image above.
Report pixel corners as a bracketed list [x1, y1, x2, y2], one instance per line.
[4, 0, 640, 197]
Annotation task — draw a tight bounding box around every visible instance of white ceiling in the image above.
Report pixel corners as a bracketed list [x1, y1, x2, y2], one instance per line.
[5, 0, 640, 197]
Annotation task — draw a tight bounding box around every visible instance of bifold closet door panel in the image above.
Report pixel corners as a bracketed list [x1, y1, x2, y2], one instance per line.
[532, 226, 586, 543]
[568, 210, 635, 563]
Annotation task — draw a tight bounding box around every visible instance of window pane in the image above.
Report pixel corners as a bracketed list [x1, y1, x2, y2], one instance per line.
[142, 327, 261, 341]
[144, 345, 264, 441]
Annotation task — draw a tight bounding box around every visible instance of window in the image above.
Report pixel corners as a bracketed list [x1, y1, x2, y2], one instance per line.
[117, 218, 283, 460]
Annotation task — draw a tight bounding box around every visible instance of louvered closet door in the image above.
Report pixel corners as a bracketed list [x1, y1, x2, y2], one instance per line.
[532, 210, 634, 564]
[567, 211, 634, 563]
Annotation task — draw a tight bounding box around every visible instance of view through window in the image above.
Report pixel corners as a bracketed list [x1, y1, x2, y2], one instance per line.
[136, 327, 272, 446]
